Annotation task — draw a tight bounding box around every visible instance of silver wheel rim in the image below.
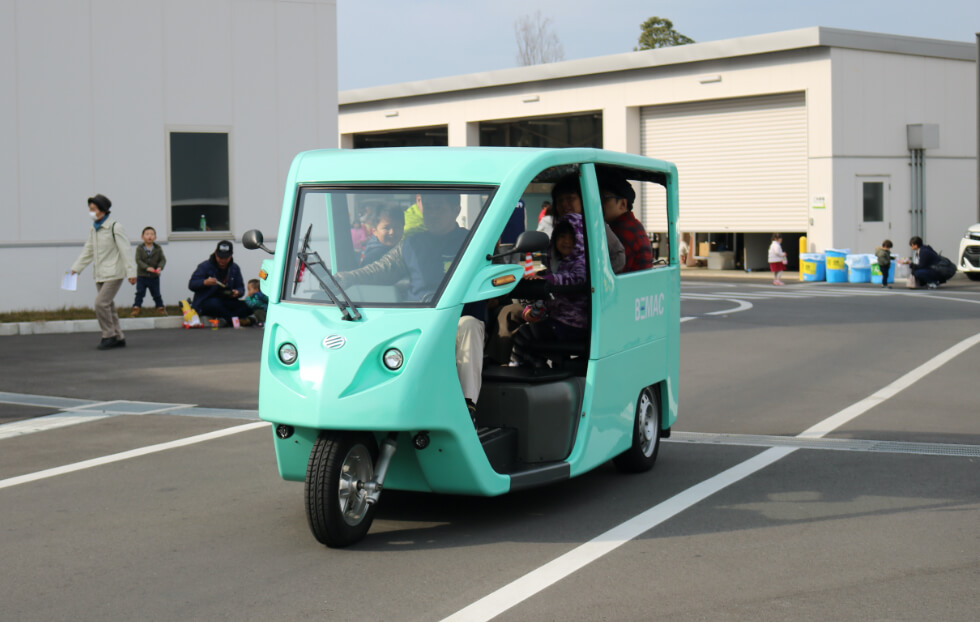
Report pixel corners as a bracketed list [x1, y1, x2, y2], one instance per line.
[637, 392, 658, 457]
[338, 443, 373, 526]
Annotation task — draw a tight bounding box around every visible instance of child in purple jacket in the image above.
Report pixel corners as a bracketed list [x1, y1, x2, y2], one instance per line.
[513, 213, 588, 366]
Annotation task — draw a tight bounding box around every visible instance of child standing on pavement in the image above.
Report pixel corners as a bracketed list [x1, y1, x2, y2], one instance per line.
[132, 226, 167, 316]
[874, 239, 893, 289]
[768, 233, 788, 286]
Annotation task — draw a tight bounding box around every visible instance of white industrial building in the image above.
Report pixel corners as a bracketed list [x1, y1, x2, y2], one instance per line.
[339, 27, 978, 270]
[1, 0, 337, 313]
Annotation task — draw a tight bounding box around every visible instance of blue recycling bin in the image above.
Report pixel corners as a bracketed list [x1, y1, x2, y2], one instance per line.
[800, 253, 826, 282]
[846, 254, 873, 283]
[871, 258, 897, 284]
[825, 249, 849, 283]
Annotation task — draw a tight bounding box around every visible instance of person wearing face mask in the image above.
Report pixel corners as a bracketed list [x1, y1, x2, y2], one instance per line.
[70, 194, 138, 350]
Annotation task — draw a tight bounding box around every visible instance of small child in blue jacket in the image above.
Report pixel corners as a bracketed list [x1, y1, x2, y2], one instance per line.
[244, 279, 269, 324]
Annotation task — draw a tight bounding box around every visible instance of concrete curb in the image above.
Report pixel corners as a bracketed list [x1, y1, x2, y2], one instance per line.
[1, 315, 183, 336]
[681, 268, 800, 281]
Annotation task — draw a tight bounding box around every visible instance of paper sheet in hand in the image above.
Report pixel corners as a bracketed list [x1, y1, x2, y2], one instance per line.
[61, 272, 78, 291]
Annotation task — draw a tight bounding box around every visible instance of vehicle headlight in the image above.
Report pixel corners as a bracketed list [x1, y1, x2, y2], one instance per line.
[278, 342, 298, 365]
[382, 348, 404, 370]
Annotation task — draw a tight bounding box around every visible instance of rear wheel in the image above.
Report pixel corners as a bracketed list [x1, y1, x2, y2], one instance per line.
[305, 431, 379, 548]
[613, 387, 661, 473]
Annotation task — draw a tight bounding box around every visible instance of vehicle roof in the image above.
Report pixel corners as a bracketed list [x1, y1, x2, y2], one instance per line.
[289, 147, 674, 185]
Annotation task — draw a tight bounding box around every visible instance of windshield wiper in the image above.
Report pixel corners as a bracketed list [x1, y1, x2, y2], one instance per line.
[293, 225, 361, 321]
[293, 224, 313, 297]
[298, 250, 362, 321]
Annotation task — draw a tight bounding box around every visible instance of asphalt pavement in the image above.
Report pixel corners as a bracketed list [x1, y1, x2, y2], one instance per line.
[1, 277, 978, 621]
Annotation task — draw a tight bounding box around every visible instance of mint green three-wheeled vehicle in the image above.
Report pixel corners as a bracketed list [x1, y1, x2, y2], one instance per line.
[243, 147, 680, 547]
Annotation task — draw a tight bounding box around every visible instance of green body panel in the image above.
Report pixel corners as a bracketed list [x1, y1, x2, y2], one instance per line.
[257, 147, 680, 495]
[258, 302, 510, 494]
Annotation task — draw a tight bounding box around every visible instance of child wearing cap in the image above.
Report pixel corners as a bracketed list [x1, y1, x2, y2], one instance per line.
[597, 172, 653, 273]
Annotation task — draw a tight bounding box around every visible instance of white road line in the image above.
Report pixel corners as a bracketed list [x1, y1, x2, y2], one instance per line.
[441, 447, 795, 622]
[0, 412, 116, 440]
[61, 400, 122, 412]
[0, 392, 94, 409]
[797, 331, 980, 439]
[440, 330, 980, 622]
[0, 421, 269, 490]
[704, 299, 753, 315]
[894, 292, 980, 305]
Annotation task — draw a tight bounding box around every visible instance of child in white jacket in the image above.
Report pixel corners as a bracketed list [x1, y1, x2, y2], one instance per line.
[768, 233, 788, 286]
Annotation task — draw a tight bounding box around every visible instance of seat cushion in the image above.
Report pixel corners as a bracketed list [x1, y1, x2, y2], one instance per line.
[482, 365, 573, 383]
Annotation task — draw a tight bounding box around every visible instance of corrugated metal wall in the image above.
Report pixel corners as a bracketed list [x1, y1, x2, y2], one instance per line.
[640, 92, 808, 233]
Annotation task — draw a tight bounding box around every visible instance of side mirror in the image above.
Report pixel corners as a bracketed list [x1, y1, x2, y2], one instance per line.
[488, 230, 550, 261]
[242, 229, 274, 255]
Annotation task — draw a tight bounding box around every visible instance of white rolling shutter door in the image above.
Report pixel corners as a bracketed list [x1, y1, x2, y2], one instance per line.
[639, 92, 807, 232]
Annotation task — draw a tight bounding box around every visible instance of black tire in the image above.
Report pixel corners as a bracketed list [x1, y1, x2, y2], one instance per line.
[305, 431, 379, 548]
[965, 272, 980, 282]
[613, 387, 661, 473]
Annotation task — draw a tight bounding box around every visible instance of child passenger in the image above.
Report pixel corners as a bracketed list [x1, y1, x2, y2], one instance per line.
[360, 204, 405, 266]
[512, 213, 588, 367]
[132, 226, 167, 316]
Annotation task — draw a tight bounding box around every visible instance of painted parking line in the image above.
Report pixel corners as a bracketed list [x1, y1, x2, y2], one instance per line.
[703, 298, 753, 316]
[0, 421, 269, 491]
[665, 432, 980, 458]
[0, 411, 117, 440]
[0, 392, 259, 440]
[440, 330, 980, 622]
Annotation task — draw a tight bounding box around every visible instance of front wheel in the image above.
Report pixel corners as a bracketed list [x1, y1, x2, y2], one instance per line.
[965, 272, 980, 282]
[305, 431, 379, 548]
[613, 387, 661, 473]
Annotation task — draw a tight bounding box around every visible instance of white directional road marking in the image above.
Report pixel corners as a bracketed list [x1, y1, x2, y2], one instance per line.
[680, 283, 980, 322]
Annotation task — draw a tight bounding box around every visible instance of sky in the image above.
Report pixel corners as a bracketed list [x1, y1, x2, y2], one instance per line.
[337, 0, 979, 91]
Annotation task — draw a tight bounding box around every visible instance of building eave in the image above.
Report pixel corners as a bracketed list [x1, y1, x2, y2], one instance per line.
[339, 26, 976, 106]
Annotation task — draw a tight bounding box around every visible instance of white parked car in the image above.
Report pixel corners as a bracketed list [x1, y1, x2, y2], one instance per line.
[959, 223, 980, 281]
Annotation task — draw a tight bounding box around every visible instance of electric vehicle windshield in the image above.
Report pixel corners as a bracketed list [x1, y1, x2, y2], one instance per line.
[283, 186, 495, 309]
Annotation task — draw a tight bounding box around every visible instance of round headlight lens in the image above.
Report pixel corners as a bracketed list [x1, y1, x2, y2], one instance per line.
[382, 348, 404, 370]
[278, 343, 298, 365]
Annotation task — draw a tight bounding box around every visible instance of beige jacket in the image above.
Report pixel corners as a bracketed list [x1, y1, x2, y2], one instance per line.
[71, 218, 137, 282]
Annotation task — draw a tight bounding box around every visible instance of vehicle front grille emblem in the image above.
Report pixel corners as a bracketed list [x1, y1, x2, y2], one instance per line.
[322, 335, 347, 349]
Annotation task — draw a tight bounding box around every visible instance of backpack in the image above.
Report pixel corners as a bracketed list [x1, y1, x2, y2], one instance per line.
[933, 254, 957, 281]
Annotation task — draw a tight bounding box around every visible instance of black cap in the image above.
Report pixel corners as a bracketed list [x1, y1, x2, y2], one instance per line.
[215, 240, 233, 258]
[597, 173, 636, 210]
[551, 174, 581, 204]
[87, 194, 112, 213]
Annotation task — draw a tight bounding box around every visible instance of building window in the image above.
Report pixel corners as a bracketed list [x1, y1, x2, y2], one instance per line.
[862, 181, 884, 222]
[168, 131, 230, 234]
[352, 126, 448, 148]
[480, 112, 602, 148]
